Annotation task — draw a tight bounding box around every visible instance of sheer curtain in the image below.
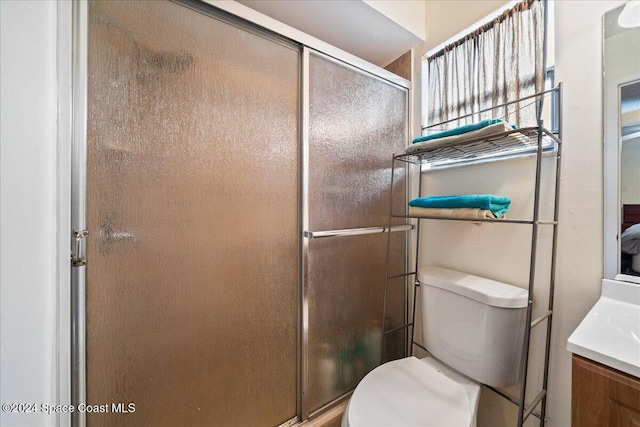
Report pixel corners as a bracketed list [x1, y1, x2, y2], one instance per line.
[426, 0, 545, 129]
[427, 40, 478, 127]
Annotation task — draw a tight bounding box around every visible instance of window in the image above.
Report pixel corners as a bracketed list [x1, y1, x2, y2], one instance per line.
[421, 0, 556, 168]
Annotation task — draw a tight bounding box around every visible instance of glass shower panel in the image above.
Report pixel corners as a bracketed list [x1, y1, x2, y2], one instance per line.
[307, 52, 408, 412]
[86, 2, 299, 426]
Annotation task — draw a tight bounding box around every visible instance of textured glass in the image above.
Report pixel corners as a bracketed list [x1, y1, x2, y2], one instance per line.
[307, 53, 408, 412]
[86, 2, 299, 426]
[308, 54, 408, 231]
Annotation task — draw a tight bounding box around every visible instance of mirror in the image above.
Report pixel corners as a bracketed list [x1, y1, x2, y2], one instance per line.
[603, 1, 640, 282]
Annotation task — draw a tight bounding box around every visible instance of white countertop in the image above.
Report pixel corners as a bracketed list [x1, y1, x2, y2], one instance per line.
[567, 279, 640, 378]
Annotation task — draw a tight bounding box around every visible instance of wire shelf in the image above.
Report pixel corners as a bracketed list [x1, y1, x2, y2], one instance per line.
[396, 126, 560, 166]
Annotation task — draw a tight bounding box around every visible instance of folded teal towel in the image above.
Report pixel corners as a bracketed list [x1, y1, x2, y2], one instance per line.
[413, 118, 513, 144]
[409, 194, 512, 217]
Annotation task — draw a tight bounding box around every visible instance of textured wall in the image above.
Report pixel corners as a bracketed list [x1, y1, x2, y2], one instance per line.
[550, 1, 626, 426]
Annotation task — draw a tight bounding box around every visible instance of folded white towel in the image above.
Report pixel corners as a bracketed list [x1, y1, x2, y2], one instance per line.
[406, 121, 518, 154]
[408, 206, 502, 220]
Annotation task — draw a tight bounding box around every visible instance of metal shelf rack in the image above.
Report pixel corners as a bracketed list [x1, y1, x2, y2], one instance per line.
[381, 85, 563, 427]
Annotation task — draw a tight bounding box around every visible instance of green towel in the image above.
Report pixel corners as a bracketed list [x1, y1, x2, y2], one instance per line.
[408, 194, 512, 218]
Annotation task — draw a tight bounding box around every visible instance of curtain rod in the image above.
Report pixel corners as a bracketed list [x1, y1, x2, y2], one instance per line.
[427, 0, 538, 61]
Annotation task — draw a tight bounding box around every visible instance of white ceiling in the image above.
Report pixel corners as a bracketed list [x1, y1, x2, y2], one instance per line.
[236, 0, 423, 67]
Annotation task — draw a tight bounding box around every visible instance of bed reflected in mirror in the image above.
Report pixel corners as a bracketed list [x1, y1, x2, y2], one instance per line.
[603, 1, 640, 283]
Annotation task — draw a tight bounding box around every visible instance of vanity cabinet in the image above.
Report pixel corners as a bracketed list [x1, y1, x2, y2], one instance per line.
[572, 354, 640, 427]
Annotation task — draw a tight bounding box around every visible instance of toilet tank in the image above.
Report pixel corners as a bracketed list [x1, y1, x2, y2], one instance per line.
[419, 266, 528, 387]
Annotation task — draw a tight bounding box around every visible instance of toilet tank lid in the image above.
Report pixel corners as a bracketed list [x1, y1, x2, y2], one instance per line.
[418, 266, 528, 308]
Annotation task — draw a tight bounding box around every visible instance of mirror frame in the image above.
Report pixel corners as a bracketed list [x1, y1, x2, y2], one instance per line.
[603, 70, 640, 283]
[602, 0, 640, 284]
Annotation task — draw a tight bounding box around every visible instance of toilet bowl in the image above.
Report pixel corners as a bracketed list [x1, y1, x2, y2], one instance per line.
[342, 356, 481, 427]
[342, 266, 528, 427]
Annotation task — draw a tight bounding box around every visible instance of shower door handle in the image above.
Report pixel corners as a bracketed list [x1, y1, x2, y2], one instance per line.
[303, 224, 413, 239]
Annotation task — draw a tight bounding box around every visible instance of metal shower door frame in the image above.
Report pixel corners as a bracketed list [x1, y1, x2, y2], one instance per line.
[70, 2, 88, 426]
[300, 47, 412, 420]
[70, 2, 412, 426]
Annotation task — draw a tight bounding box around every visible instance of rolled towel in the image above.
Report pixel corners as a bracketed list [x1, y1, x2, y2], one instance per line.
[408, 194, 511, 218]
[408, 207, 499, 219]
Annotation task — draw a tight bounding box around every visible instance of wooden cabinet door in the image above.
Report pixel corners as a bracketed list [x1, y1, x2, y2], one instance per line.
[572, 355, 640, 427]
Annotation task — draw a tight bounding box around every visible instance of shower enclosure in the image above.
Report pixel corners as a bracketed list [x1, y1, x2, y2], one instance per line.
[72, 1, 409, 425]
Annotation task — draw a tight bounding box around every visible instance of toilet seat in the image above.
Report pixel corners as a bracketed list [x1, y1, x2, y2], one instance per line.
[343, 356, 481, 427]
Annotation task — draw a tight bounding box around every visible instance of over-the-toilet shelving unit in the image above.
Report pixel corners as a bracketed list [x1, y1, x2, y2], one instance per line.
[381, 85, 563, 427]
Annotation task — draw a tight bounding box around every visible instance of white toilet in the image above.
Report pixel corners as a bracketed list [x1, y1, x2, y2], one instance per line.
[342, 266, 528, 427]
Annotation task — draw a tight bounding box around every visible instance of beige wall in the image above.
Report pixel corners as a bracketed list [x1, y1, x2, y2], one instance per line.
[423, 0, 511, 52]
[418, 1, 627, 426]
[550, 3, 625, 424]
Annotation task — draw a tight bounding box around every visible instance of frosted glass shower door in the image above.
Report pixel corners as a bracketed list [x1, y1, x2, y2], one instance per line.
[306, 52, 408, 413]
[84, 2, 299, 426]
